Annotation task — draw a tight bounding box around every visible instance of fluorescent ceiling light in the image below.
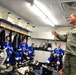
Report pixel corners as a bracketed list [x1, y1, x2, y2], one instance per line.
[26, 1, 57, 26]
[27, 3, 46, 19]
[34, 0, 58, 25]
[42, 18, 55, 26]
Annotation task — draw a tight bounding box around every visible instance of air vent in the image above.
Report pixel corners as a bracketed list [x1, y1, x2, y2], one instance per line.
[61, 1, 76, 11]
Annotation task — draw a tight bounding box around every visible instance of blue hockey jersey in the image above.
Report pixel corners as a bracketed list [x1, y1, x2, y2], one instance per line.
[46, 48, 64, 65]
[52, 48, 64, 57]
[2, 41, 13, 53]
[28, 46, 35, 57]
[2, 41, 14, 65]
[18, 42, 29, 53]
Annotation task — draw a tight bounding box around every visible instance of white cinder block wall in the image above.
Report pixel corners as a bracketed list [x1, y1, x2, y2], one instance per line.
[28, 38, 66, 50]
[28, 26, 71, 50]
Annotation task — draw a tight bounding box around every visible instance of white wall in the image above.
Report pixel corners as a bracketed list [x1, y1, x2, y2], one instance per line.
[28, 26, 71, 43]
[28, 26, 71, 50]
[31, 27, 54, 39]
[30, 39, 66, 50]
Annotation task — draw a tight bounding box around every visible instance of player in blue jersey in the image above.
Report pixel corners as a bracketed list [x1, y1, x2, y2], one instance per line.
[46, 43, 64, 70]
[28, 43, 35, 60]
[2, 36, 14, 67]
[15, 38, 28, 65]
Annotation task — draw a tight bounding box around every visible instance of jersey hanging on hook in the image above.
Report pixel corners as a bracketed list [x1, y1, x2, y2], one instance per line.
[0, 29, 5, 49]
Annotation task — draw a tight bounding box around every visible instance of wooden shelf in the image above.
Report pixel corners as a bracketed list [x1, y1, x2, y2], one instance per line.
[54, 37, 59, 41]
[31, 37, 59, 41]
[0, 19, 31, 37]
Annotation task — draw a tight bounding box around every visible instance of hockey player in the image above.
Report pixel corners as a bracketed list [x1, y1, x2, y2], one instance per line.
[28, 43, 35, 60]
[46, 43, 64, 70]
[15, 38, 28, 65]
[2, 36, 14, 67]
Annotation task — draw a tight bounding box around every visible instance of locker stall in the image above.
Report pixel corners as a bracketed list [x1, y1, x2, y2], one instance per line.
[0, 18, 31, 50]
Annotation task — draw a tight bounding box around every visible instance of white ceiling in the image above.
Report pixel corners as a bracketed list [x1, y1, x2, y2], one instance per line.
[0, 0, 76, 27]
